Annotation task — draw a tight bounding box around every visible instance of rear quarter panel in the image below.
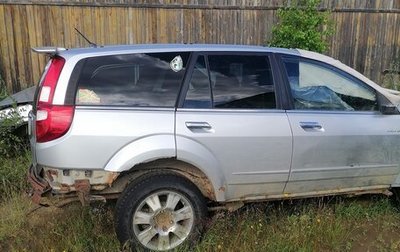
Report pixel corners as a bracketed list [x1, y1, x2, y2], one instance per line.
[35, 107, 176, 170]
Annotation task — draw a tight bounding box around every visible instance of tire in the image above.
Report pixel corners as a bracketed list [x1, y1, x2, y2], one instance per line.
[391, 187, 400, 209]
[114, 171, 208, 251]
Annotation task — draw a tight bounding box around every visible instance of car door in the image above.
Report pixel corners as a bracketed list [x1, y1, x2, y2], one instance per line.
[281, 56, 400, 195]
[175, 52, 293, 201]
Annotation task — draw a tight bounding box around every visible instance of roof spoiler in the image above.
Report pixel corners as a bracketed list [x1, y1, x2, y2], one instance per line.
[31, 47, 67, 55]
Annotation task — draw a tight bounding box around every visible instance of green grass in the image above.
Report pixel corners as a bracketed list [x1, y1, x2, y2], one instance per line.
[1, 154, 400, 251]
[0, 198, 119, 252]
[192, 198, 400, 252]
[0, 150, 30, 197]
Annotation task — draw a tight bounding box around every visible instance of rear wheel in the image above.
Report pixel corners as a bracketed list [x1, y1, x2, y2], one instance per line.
[115, 171, 207, 251]
[391, 187, 400, 208]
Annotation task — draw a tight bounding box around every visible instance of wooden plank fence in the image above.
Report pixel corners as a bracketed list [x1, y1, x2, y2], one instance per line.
[0, 0, 399, 93]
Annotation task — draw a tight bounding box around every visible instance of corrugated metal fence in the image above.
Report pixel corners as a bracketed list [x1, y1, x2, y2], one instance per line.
[0, 0, 399, 93]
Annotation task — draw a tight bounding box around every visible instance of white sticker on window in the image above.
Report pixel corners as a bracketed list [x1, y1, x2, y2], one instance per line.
[170, 55, 183, 72]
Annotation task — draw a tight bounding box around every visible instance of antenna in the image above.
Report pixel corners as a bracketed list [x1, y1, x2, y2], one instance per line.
[74, 28, 97, 48]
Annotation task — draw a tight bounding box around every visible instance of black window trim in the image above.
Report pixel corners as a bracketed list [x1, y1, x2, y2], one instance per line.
[66, 59, 86, 106]
[176, 51, 200, 108]
[176, 53, 214, 109]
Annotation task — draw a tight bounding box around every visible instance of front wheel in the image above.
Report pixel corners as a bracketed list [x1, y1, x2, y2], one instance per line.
[114, 171, 208, 251]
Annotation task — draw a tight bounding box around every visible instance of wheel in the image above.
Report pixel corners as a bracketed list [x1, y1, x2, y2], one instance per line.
[114, 171, 208, 251]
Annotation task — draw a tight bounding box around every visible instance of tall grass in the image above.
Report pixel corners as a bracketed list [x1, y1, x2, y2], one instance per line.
[192, 197, 400, 252]
[0, 151, 30, 197]
[383, 57, 400, 91]
[0, 199, 119, 251]
[3, 193, 399, 251]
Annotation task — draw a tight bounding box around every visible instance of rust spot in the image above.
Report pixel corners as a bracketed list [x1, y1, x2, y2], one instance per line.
[45, 169, 58, 182]
[28, 165, 51, 205]
[75, 179, 90, 191]
[187, 174, 214, 200]
[106, 172, 119, 187]
[48, 169, 58, 176]
[226, 201, 244, 212]
[122, 159, 217, 200]
[75, 179, 91, 206]
[59, 183, 71, 192]
[219, 186, 225, 192]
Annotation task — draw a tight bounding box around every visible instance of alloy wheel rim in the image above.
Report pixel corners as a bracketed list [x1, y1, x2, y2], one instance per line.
[132, 190, 195, 251]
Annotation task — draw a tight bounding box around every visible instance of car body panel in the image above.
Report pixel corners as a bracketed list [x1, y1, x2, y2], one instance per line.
[104, 134, 176, 172]
[174, 134, 226, 201]
[285, 111, 400, 193]
[35, 107, 176, 170]
[176, 109, 292, 201]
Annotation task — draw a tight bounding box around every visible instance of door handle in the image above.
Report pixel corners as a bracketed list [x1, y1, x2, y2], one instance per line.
[185, 122, 212, 129]
[185, 122, 212, 130]
[299, 122, 324, 132]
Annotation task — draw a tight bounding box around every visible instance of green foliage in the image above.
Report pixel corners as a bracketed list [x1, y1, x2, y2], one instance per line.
[194, 197, 400, 252]
[0, 200, 119, 251]
[0, 106, 27, 158]
[0, 193, 32, 244]
[268, 0, 334, 53]
[383, 57, 400, 90]
[0, 151, 30, 197]
[0, 78, 29, 158]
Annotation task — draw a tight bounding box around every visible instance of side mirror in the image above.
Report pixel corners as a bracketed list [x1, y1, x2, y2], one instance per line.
[380, 104, 399, 115]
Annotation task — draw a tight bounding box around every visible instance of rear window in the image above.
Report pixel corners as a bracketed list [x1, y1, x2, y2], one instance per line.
[75, 52, 190, 107]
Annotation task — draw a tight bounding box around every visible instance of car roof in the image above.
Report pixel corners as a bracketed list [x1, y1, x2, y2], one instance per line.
[56, 44, 301, 58]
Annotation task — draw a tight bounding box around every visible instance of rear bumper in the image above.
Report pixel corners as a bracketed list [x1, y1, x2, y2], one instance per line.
[28, 164, 51, 204]
[27, 164, 121, 206]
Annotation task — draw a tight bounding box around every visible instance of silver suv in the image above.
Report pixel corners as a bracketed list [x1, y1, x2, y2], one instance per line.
[28, 44, 400, 251]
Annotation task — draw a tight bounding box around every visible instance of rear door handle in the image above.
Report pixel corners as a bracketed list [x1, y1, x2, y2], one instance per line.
[299, 122, 324, 132]
[185, 122, 212, 130]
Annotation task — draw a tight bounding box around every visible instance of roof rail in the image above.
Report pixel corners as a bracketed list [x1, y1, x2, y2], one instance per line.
[31, 47, 67, 55]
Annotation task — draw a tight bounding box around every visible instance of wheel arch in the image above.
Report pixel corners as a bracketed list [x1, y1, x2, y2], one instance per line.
[103, 134, 176, 173]
[105, 158, 225, 202]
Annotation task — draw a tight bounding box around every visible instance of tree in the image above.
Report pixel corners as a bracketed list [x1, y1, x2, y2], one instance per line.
[268, 0, 333, 53]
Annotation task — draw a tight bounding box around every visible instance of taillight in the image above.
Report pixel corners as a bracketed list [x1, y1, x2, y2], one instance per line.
[38, 56, 65, 104]
[36, 56, 75, 142]
[36, 104, 74, 142]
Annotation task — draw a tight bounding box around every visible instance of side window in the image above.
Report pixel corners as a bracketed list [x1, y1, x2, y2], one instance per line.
[209, 54, 276, 109]
[184, 55, 212, 108]
[282, 57, 378, 111]
[183, 54, 276, 109]
[75, 52, 189, 107]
